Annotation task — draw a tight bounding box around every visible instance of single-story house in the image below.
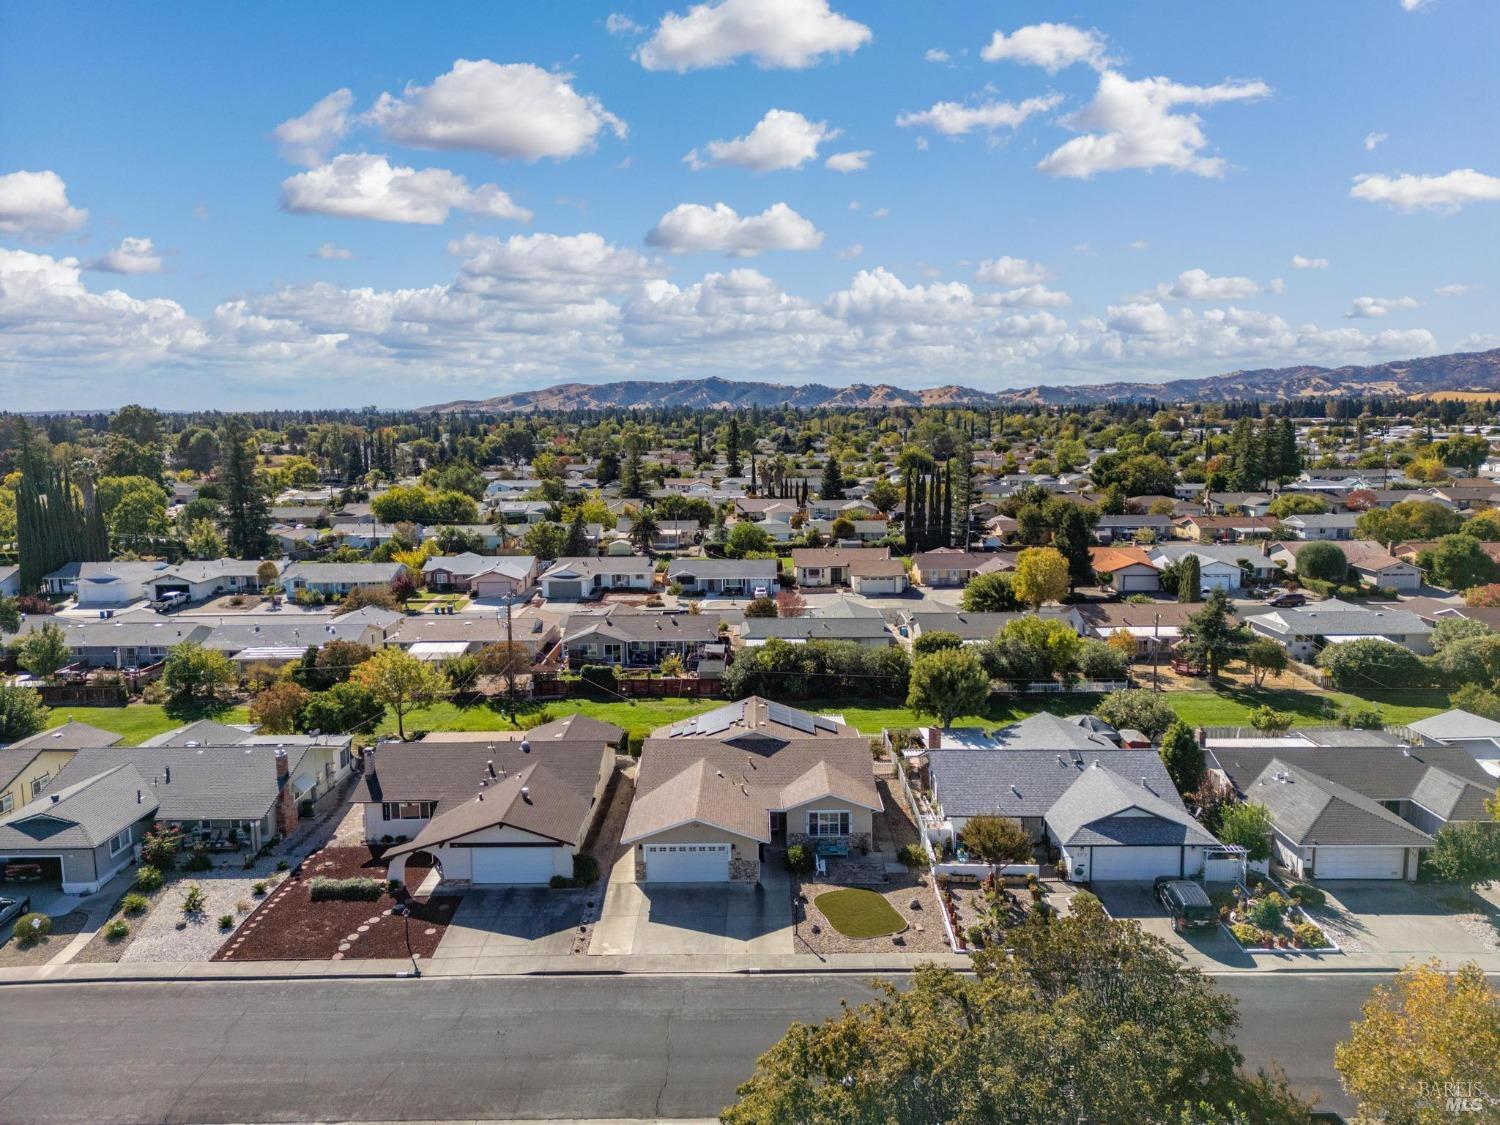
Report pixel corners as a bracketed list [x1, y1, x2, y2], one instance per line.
[562, 610, 722, 669]
[468, 556, 539, 600]
[808, 518, 889, 544]
[149, 559, 278, 603]
[280, 562, 405, 598]
[1173, 515, 1280, 543]
[924, 745, 1214, 881]
[740, 615, 891, 648]
[1269, 539, 1422, 592]
[10, 615, 213, 669]
[665, 558, 777, 597]
[0, 565, 21, 598]
[902, 611, 1032, 647]
[1245, 598, 1434, 659]
[1149, 543, 1278, 591]
[1095, 514, 1173, 544]
[847, 556, 909, 595]
[1203, 492, 1274, 517]
[64, 560, 176, 608]
[1278, 513, 1360, 541]
[911, 549, 993, 588]
[0, 720, 123, 815]
[625, 699, 880, 883]
[422, 553, 497, 591]
[1075, 602, 1204, 659]
[539, 557, 653, 600]
[1205, 742, 1497, 879]
[0, 765, 154, 893]
[1407, 708, 1500, 777]
[356, 720, 619, 883]
[1090, 545, 1161, 593]
[792, 547, 890, 588]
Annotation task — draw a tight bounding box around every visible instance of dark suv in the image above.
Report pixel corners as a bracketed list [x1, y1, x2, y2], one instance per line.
[1267, 592, 1307, 608]
[1154, 878, 1216, 931]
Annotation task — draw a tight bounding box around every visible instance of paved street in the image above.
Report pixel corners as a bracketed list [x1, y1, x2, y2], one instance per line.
[0, 971, 1419, 1122]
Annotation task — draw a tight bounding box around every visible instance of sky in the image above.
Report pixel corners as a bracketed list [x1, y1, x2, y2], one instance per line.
[1, 0, 1497, 410]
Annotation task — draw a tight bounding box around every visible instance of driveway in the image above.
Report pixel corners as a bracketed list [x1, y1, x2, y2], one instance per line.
[590, 850, 794, 956]
[1092, 882, 1251, 968]
[429, 887, 587, 967]
[1314, 881, 1500, 967]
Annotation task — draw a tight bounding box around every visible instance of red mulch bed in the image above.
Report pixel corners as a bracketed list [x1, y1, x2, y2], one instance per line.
[213, 845, 460, 962]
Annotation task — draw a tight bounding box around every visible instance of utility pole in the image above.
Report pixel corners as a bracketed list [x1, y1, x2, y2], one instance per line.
[1152, 611, 1161, 692]
[504, 600, 515, 715]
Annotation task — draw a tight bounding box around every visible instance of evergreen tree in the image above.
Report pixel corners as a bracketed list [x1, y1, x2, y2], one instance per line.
[941, 461, 953, 548]
[218, 416, 271, 559]
[563, 509, 590, 556]
[950, 438, 975, 548]
[725, 417, 742, 478]
[15, 420, 107, 592]
[620, 447, 646, 499]
[1053, 504, 1094, 592]
[819, 452, 844, 501]
[1178, 553, 1202, 603]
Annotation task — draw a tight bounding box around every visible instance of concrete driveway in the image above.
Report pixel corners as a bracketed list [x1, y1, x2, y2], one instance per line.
[1092, 882, 1250, 968]
[590, 851, 794, 956]
[428, 887, 587, 968]
[1315, 881, 1499, 967]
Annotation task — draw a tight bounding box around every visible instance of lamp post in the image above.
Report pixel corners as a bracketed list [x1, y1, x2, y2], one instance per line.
[393, 902, 420, 978]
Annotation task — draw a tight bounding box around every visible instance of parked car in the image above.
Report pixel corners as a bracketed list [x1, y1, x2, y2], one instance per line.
[1266, 592, 1307, 608]
[752, 585, 769, 599]
[1154, 878, 1216, 931]
[0, 895, 32, 930]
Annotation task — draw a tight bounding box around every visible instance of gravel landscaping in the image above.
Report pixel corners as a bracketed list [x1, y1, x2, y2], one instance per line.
[120, 859, 291, 963]
[0, 909, 89, 967]
[794, 873, 949, 955]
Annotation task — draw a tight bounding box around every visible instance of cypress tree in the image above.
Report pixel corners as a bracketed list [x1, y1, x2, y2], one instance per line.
[219, 416, 272, 559]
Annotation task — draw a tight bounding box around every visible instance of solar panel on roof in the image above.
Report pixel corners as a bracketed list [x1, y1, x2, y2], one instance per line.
[767, 701, 816, 734]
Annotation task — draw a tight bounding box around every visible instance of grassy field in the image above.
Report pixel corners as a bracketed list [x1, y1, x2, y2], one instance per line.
[45, 704, 252, 745]
[44, 685, 1450, 748]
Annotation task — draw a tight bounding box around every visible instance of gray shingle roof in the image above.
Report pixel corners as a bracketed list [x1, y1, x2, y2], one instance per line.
[0, 765, 156, 849]
[384, 763, 591, 855]
[929, 748, 1173, 819]
[665, 558, 777, 580]
[354, 737, 608, 811]
[741, 617, 890, 642]
[49, 746, 305, 821]
[1045, 764, 1216, 847]
[7, 720, 123, 751]
[1246, 760, 1434, 847]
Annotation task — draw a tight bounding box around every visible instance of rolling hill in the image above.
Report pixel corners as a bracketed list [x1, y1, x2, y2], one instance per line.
[423, 348, 1500, 412]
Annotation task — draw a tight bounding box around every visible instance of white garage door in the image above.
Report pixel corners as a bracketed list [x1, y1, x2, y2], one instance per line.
[1089, 845, 1183, 881]
[1313, 846, 1404, 880]
[471, 846, 558, 885]
[642, 842, 731, 883]
[1201, 572, 1234, 592]
[1115, 572, 1158, 592]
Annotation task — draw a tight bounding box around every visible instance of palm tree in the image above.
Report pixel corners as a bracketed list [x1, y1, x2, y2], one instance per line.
[629, 508, 660, 556]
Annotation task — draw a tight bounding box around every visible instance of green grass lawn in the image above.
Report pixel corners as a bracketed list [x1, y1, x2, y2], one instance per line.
[405, 592, 470, 611]
[814, 888, 907, 938]
[45, 703, 251, 745]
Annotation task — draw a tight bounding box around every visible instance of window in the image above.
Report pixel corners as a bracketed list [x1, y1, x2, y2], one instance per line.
[382, 801, 435, 820]
[109, 828, 133, 857]
[807, 810, 851, 838]
[0, 793, 12, 814]
[340, 747, 352, 769]
[31, 775, 49, 799]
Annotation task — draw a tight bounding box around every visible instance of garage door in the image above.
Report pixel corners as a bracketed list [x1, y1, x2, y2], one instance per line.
[1116, 573, 1157, 592]
[1201, 573, 1234, 592]
[1313, 846, 1404, 880]
[548, 580, 583, 599]
[470, 846, 558, 885]
[1089, 845, 1183, 881]
[642, 843, 730, 883]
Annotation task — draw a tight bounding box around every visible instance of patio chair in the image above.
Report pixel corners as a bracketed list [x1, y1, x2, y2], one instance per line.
[814, 854, 827, 878]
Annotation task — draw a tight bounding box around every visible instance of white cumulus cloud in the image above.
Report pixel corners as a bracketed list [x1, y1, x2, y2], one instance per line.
[1291, 255, 1329, 269]
[605, 13, 642, 35]
[1038, 71, 1270, 178]
[980, 23, 1107, 72]
[89, 237, 163, 275]
[1347, 295, 1419, 318]
[825, 150, 871, 173]
[1363, 131, 1388, 152]
[1157, 268, 1260, 301]
[924, 48, 949, 63]
[685, 109, 838, 171]
[636, 0, 870, 71]
[646, 201, 823, 256]
[1350, 169, 1500, 213]
[896, 93, 1061, 137]
[0, 170, 88, 235]
[280, 153, 532, 225]
[273, 89, 355, 166]
[975, 256, 1052, 285]
[367, 60, 625, 161]
[313, 243, 354, 260]
[1434, 283, 1472, 297]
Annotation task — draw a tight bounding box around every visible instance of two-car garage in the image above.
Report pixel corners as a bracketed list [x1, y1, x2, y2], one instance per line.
[469, 845, 565, 886]
[640, 842, 731, 883]
[1305, 845, 1409, 881]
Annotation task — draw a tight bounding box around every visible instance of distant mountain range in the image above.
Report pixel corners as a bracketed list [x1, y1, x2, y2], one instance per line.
[423, 348, 1500, 412]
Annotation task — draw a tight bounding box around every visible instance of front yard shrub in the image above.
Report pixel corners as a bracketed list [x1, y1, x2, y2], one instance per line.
[784, 844, 814, 875]
[1291, 922, 1329, 948]
[181, 885, 206, 915]
[104, 920, 130, 942]
[134, 865, 164, 892]
[217, 914, 234, 930]
[14, 913, 51, 945]
[251, 881, 268, 897]
[1287, 883, 1326, 908]
[141, 824, 183, 870]
[897, 843, 929, 871]
[308, 876, 384, 902]
[572, 854, 599, 885]
[121, 892, 149, 915]
[1246, 896, 1284, 931]
[183, 848, 213, 872]
[1229, 922, 1266, 947]
[275, 859, 289, 871]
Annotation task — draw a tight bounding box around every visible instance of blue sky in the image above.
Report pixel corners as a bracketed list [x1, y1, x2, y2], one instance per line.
[1, 0, 1497, 409]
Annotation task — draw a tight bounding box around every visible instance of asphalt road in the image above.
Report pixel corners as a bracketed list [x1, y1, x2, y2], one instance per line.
[0, 973, 1383, 1123]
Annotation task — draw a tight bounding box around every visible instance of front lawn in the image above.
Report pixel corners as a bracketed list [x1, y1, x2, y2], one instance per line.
[46, 704, 251, 745]
[813, 888, 907, 938]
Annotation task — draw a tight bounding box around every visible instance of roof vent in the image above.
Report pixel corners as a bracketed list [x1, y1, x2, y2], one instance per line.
[164, 766, 172, 784]
[487, 760, 496, 778]
[51, 793, 60, 804]
[520, 785, 531, 803]
[1056, 755, 1065, 766]
[1010, 784, 1021, 797]
[520, 739, 531, 755]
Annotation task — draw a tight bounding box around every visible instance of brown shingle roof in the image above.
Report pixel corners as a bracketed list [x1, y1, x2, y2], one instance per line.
[354, 736, 607, 812]
[384, 763, 590, 855]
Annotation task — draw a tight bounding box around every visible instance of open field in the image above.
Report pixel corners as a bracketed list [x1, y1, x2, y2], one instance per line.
[45, 704, 252, 745]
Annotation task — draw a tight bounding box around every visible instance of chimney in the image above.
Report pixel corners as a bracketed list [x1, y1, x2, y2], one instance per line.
[927, 726, 941, 750]
[274, 748, 296, 835]
[1195, 726, 1206, 747]
[363, 746, 376, 779]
